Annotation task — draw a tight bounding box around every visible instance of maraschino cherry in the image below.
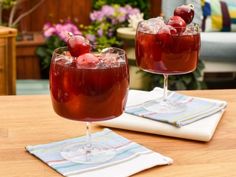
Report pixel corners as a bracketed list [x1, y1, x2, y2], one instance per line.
[167, 16, 186, 34]
[174, 4, 194, 24]
[76, 53, 99, 68]
[67, 34, 91, 57]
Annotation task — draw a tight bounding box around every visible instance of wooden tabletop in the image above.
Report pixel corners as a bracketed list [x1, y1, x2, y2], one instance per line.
[0, 89, 236, 177]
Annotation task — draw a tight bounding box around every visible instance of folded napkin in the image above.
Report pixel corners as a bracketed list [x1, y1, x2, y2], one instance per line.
[96, 88, 227, 142]
[26, 129, 173, 177]
[126, 88, 227, 127]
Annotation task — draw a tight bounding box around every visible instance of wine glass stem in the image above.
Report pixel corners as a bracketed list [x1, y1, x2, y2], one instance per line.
[86, 122, 92, 153]
[163, 74, 168, 102]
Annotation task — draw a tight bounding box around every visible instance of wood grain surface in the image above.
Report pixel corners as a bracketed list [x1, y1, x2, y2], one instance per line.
[0, 26, 17, 95]
[0, 89, 236, 177]
[18, 0, 162, 32]
[16, 33, 44, 79]
[19, 0, 92, 32]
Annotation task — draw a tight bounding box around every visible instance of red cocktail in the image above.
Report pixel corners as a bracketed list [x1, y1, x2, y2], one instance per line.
[50, 49, 128, 122]
[50, 44, 129, 164]
[135, 4, 200, 113]
[136, 28, 200, 74]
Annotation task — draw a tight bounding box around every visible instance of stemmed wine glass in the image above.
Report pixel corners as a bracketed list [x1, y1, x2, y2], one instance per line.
[135, 19, 200, 113]
[50, 46, 129, 164]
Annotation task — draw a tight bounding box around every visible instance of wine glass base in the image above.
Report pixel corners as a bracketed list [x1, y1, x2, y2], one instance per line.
[61, 142, 116, 164]
[142, 99, 186, 114]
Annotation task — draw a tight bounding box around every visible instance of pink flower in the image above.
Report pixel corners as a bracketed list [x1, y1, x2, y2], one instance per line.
[43, 22, 56, 37]
[108, 29, 113, 37]
[86, 34, 96, 43]
[58, 22, 82, 41]
[63, 22, 81, 34]
[125, 5, 140, 16]
[90, 4, 140, 23]
[118, 7, 127, 22]
[101, 5, 114, 16]
[111, 18, 118, 25]
[90, 11, 104, 22]
[129, 8, 140, 16]
[43, 22, 52, 31]
[42, 21, 82, 41]
[44, 27, 56, 38]
[97, 28, 103, 37]
[119, 7, 127, 15]
[90, 5, 115, 22]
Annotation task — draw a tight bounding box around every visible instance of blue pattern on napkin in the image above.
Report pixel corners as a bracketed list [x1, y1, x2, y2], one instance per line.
[126, 92, 227, 127]
[26, 129, 171, 177]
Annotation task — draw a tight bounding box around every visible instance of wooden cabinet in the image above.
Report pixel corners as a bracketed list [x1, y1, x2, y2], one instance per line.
[16, 33, 44, 79]
[0, 26, 17, 95]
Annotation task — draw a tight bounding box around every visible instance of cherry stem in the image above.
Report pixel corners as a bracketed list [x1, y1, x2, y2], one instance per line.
[67, 32, 73, 38]
[189, 4, 194, 9]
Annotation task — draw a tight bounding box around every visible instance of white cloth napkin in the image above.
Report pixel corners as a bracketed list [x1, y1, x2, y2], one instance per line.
[26, 129, 173, 177]
[96, 88, 227, 142]
[126, 88, 227, 127]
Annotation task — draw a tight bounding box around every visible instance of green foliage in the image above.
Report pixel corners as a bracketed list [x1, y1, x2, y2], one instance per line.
[36, 36, 65, 70]
[147, 59, 207, 90]
[80, 21, 122, 50]
[82, 3, 142, 49]
[93, 0, 150, 18]
[0, 0, 16, 9]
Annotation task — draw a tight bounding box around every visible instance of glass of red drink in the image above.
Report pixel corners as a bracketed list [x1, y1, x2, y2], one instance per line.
[50, 47, 129, 163]
[135, 19, 200, 113]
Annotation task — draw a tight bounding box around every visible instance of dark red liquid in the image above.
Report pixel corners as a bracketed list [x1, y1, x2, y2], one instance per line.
[50, 58, 129, 122]
[135, 31, 200, 74]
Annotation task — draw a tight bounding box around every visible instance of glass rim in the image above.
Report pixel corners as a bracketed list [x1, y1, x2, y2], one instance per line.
[52, 46, 127, 58]
[137, 20, 201, 33]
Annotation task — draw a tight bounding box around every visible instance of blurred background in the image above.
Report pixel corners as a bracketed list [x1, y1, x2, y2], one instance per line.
[0, 0, 236, 95]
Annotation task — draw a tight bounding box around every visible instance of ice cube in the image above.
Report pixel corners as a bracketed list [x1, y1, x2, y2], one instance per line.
[138, 17, 166, 34]
[99, 47, 127, 67]
[100, 53, 120, 67]
[183, 23, 200, 35]
[117, 56, 125, 63]
[101, 47, 115, 54]
[55, 55, 72, 65]
[102, 53, 119, 63]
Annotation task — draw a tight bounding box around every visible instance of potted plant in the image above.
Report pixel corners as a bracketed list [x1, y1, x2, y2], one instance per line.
[36, 4, 141, 78]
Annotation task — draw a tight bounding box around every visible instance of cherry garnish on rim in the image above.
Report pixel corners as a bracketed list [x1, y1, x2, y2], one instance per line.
[67, 34, 91, 57]
[174, 4, 194, 24]
[167, 16, 186, 34]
